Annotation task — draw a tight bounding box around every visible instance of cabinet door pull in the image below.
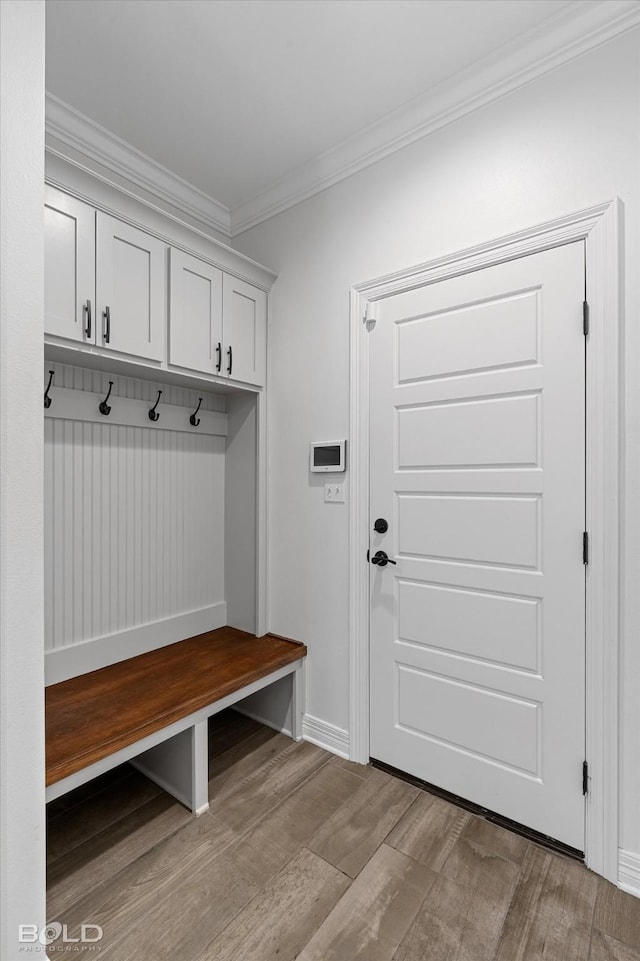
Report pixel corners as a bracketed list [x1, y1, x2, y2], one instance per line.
[83, 299, 92, 340]
[215, 342, 222, 372]
[103, 305, 111, 344]
[227, 345, 233, 376]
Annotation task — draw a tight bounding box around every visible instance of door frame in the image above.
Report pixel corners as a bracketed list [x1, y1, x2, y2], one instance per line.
[348, 200, 621, 881]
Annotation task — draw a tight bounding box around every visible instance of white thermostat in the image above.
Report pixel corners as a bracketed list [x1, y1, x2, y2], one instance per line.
[310, 440, 346, 472]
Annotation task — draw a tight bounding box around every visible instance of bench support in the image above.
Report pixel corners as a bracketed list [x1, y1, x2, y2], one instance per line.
[292, 657, 305, 741]
[131, 720, 209, 815]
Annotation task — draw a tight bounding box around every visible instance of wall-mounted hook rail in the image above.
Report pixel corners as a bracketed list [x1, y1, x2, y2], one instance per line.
[99, 381, 113, 416]
[148, 390, 162, 422]
[44, 370, 54, 409]
[189, 397, 203, 427]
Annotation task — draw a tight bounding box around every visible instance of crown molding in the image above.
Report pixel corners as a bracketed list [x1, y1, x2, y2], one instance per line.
[45, 93, 232, 237]
[45, 1, 640, 240]
[230, 0, 640, 235]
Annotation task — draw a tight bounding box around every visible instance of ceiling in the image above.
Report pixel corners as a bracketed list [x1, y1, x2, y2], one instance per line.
[44, 0, 638, 234]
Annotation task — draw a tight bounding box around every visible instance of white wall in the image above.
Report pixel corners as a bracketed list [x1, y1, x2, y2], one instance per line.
[234, 30, 640, 859]
[0, 1, 47, 955]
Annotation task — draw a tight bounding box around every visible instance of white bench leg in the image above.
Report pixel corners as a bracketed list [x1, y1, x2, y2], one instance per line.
[291, 660, 306, 741]
[132, 720, 210, 815]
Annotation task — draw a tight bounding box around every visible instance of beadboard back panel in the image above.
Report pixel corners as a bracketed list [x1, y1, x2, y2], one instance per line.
[44, 363, 227, 659]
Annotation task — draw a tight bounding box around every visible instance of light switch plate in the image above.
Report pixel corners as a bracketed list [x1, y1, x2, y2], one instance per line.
[324, 482, 345, 503]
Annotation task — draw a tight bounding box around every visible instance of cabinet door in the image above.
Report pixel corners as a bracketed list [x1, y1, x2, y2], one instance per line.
[96, 213, 165, 362]
[169, 249, 223, 374]
[222, 275, 267, 386]
[45, 186, 95, 343]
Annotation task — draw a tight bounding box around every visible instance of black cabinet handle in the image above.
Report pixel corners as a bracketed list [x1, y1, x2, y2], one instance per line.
[103, 305, 111, 344]
[227, 345, 233, 376]
[215, 342, 222, 372]
[83, 299, 92, 340]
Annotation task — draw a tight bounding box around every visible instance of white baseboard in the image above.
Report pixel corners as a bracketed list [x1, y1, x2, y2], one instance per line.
[619, 849, 640, 898]
[302, 713, 350, 759]
[45, 603, 227, 684]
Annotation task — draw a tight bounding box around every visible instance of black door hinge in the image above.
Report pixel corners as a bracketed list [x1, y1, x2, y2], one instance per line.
[583, 760, 589, 796]
[583, 531, 589, 565]
[583, 301, 589, 337]
[366, 549, 370, 563]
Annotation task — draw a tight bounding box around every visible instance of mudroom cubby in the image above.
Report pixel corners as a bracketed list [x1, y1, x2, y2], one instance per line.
[43, 361, 261, 687]
[41, 160, 303, 822]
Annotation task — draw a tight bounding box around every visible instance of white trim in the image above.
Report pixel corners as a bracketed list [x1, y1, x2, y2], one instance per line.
[46, 93, 231, 237]
[303, 713, 350, 759]
[348, 289, 372, 765]
[43, 4, 640, 239]
[44, 385, 228, 437]
[45, 603, 227, 685]
[44, 155, 277, 289]
[256, 389, 268, 637]
[348, 200, 621, 883]
[232, 2, 640, 234]
[619, 849, 640, 898]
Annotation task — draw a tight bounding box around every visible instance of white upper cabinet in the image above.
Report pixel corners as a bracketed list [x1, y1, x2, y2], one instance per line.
[222, 275, 267, 387]
[170, 250, 266, 387]
[169, 249, 223, 375]
[45, 186, 95, 343]
[96, 214, 165, 362]
[45, 185, 270, 386]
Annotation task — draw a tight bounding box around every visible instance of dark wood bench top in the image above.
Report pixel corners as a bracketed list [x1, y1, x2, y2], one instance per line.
[46, 627, 306, 787]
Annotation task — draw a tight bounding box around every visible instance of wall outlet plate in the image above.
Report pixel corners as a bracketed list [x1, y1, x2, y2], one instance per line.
[324, 482, 345, 503]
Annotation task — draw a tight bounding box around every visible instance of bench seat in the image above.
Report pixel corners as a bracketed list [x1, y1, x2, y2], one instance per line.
[46, 627, 307, 813]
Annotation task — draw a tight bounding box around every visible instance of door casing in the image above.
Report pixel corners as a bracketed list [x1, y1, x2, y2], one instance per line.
[348, 200, 621, 882]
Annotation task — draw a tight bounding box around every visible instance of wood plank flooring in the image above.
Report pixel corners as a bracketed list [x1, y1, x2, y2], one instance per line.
[46, 709, 640, 960]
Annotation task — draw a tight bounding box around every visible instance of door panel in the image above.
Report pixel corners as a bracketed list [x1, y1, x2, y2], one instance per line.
[397, 393, 540, 469]
[395, 288, 539, 383]
[222, 275, 266, 386]
[397, 493, 540, 568]
[369, 242, 585, 849]
[96, 214, 165, 362]
[397, 580, 539, 672]
[396, 666, 540, 775]
[44, 186, 95, 343]
[169, 249, 223, 374]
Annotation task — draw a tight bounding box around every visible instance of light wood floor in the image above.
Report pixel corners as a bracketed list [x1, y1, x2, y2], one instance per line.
[47, 710, 640, 960]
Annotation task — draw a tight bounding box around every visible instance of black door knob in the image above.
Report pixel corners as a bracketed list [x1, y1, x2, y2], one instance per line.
[371, 550, 396, 568]
[373, 518, 388, 534]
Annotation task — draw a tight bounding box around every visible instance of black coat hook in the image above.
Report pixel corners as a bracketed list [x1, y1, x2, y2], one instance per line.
[149, 389, 162, 422]
[99, 381, 113, 416]
[44, 370, 54, 409]
[189, 397, 203, 427]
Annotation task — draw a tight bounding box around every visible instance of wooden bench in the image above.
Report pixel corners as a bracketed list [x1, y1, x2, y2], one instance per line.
[46, 628, 307, 815]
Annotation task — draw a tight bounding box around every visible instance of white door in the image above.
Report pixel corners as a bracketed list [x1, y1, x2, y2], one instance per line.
[96, 213, 165, 362]
[44, 186, 95, 344]
[169, 249, 223, 375]
[222, 275, 267, 386]
[369, 243, 586, 850]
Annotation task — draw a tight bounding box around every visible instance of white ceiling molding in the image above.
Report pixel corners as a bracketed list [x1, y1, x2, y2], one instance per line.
[45, 0, 640, 240]
[230, 0, 640, 235]
[45, 94, 232, 237]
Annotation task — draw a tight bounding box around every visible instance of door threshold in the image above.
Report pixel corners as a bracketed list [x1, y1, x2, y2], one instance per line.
[370, 758, 584, 863]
